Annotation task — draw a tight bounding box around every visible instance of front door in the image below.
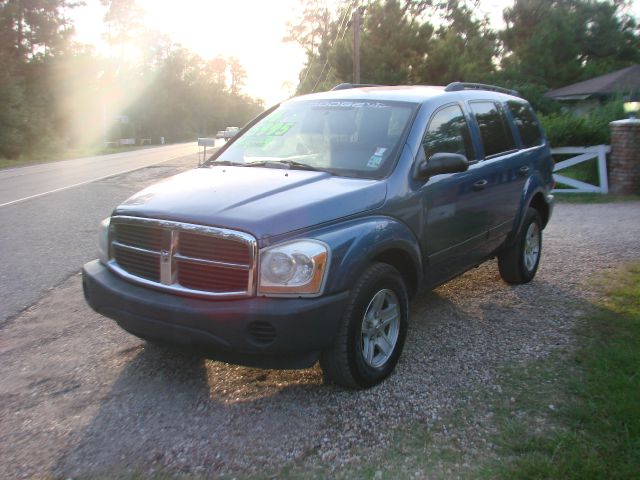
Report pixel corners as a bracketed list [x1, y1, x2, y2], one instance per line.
[417, 103, 492, 287]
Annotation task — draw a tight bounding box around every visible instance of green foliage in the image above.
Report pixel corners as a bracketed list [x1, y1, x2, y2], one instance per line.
[289, 0, 640, 117]
[290, 0, 493, 91]
[358, 0, 433, 85]
[539, 101, 626, 147]
[418, 0, 496, 85]
[0, 0, 264, 162]
[485, 264, 640, 479]
[0, 57, 26, 158]
[501, 0, 640, 88]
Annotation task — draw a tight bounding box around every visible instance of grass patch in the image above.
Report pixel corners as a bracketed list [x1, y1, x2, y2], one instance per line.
[557, 160, 599, 186]
[554, 193, 640, 203]
[484, 264, 640, 479]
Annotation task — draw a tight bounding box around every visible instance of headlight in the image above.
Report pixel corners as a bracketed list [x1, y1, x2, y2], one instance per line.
[97, 217, 111, 265]
[258, 240, 330, 296]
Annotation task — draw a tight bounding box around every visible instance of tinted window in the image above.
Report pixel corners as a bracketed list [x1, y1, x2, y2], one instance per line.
[422, 104, 474, 160]
[508, 101, 543, 148]
[470, 101, 515, 157]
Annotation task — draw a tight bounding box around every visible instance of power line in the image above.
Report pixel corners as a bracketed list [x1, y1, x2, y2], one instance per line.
[314, 6, 356, 92]
[311, 1, 354, 92]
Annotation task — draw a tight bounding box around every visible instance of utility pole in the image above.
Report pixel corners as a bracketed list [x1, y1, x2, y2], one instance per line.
[353, 1, 361, 84]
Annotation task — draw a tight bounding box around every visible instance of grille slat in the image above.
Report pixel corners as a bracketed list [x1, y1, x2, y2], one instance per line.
[109, 217, 254, 297]
[177, 261, 248, 292]
[115, 224, 163, 250]
[113, 246, 160, 282]
[178, 232, 250, 264]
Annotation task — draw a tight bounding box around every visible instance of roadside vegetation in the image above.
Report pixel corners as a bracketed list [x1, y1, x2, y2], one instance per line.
[555, 193, 640, 204]
[0, 1, 263, 167]
[540, 101, 626, 148]
[0, 143, 157, 170]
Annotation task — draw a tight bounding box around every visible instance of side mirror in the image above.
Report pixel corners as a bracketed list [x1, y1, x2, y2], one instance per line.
[414, 151, 469, 180]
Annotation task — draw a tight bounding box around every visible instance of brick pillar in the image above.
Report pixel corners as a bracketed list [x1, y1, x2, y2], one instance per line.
[609, 119, 640, 195]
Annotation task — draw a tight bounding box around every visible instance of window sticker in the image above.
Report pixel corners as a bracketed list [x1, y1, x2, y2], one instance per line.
[366, 147, 387, 168]
[237, 112, 295, 147]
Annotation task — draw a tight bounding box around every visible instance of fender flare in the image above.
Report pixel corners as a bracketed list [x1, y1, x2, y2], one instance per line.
[306, 216, 423, 296]
[508, 175, 552, 246]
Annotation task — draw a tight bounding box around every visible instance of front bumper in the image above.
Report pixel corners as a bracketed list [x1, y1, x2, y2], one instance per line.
[82, 260, 349, 369]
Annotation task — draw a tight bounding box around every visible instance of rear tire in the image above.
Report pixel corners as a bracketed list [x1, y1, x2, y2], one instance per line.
[498, 207, 542, 284]
[320, 263, 408, 389]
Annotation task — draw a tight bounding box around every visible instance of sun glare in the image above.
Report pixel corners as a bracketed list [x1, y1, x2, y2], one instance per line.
[73, 0, 308, 106]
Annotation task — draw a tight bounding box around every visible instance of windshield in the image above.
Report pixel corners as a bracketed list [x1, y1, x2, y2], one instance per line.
[210, 99, 416, 179]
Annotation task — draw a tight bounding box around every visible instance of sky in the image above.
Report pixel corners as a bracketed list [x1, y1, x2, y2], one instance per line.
[70, 0, 637, 106]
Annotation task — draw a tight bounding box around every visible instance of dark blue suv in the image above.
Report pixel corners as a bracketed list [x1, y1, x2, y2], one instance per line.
[82, 83, 554, 389]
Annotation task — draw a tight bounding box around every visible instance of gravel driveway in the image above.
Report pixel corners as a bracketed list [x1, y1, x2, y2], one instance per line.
[1, 201, 639, 478]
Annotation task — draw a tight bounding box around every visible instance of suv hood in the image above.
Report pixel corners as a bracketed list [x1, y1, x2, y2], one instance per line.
[114, 166, 387, 239]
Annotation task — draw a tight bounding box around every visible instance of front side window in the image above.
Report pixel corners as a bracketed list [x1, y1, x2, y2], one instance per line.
[422, 104, 474, 160]
[470, 101, 516, 157]
[508, 101, 543, 148]
[211, 99, 417, 179]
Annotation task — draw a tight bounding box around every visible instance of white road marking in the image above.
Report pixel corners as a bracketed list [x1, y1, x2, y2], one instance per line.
[1, 165, 161, 208]
[0, 143, 201, 209]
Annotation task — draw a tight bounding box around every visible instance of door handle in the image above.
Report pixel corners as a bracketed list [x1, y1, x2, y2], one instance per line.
[473, 179, 488, 191]
[518, 166, 530, 176]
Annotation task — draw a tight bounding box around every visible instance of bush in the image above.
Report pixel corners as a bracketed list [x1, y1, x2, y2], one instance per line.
[539, 101, 626, 147]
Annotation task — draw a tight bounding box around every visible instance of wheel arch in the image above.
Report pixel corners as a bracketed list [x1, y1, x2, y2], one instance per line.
[529, 191, 550, 228]
[371, 248, 419, 300]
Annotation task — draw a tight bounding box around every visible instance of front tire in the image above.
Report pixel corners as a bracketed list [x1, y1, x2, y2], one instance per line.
[320, 263, 408, 389]
[498, 207, 543, 284]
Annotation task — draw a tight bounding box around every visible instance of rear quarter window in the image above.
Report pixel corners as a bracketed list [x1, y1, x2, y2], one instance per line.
[508, 101, 544, 148]
[469, 101, 515, 158]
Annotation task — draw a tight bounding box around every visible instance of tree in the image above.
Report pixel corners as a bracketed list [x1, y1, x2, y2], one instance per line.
[500, 0, 640, 88]
[0, 0, 79, 158]
[0, 0, 76, 62]
[0, 55, 26, 158]
[287, 0, 434, 92]
[101, 0, 145, 59]
[285, 0, 335, 93]
[227, 57, 247, 95]
[418, 0, 496, 84]
[354, 0, 433, 85]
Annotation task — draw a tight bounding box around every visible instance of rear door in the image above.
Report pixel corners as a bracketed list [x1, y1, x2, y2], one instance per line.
[467, 101, 523, 250]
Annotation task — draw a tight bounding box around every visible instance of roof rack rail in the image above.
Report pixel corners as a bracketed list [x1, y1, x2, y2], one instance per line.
[331, 83, 384, 91]
[444, 81, 519, 97]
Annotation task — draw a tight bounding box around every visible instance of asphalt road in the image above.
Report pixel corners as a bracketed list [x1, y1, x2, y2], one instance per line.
[0, 142, 200, 207]
[0, 146, 206, 324]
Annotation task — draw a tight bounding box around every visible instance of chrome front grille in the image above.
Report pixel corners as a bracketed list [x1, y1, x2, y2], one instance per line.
[107, 216, 257, 298]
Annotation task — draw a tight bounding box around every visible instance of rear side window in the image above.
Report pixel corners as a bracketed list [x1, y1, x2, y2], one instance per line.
[470, 101, 515, 157]
[508, 101, 543, 148]
[422, 104, 474, 160]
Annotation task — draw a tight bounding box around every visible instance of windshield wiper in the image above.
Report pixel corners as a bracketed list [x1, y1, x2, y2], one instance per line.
[245, 160, 331, 173]
[206, 160, 246, 167]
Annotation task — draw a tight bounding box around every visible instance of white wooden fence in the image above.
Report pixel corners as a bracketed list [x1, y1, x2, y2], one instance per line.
[552, 145, 610, 194]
